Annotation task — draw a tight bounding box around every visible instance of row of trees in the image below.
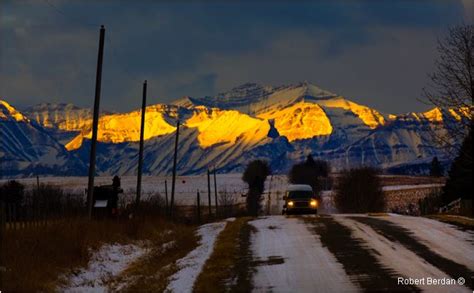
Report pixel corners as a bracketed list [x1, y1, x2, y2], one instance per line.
[241, 155, 386, 215]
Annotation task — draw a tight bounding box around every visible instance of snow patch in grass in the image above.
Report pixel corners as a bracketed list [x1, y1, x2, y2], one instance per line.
[166, 219, 232, 292]
[62, 242, 148, 293]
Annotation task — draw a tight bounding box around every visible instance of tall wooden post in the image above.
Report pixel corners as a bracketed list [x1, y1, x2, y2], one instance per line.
[197, 190, 201, 224]
[0, 201, 5, 288]
[267, 175, 273, 215]
[170, 119, 180, 217]
[207, 169, 212, 217]
[87, 25, 105, 219]
[213, 167, 218, 217]
[165, 180, 169, 213]
[135, 80, 147, 210]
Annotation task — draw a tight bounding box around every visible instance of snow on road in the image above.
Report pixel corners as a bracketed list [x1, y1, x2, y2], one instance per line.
[335, 216, 470, 293]
[383, 215, 474, 270]
[62, 242, 148, 293]
[250, 216, 358, 293]
[60, 214, 473, 292]
[166, 219, 233, 292]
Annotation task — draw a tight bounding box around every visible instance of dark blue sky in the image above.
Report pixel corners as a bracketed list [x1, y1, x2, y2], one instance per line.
[1, 0, 472, 113]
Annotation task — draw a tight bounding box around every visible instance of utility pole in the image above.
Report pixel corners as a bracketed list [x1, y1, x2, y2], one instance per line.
[207, 169, 212, 217]
[197, 190, 201, 224]
[213, 167, 218, 217]
[170, 119, 180, 217]
[165, 180, 169, 213]
[87, 25, 105, 219]
[135, 80, 147, 210]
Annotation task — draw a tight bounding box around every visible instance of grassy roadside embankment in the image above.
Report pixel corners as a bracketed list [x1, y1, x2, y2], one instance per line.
[426, 214, 474, 231]
[1, 216, 196, 292]
[112, 223, 199, 292]
[193, 217, 255, 293]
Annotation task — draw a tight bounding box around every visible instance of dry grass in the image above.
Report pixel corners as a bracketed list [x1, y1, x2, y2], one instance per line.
[193, 217, 255, 293]
[1, 216, 187, 292]
[367, 212, 389, 217]
[114, 224, 199, 292]
[426, 214, 474, 230]
[379, 175, 445, 186]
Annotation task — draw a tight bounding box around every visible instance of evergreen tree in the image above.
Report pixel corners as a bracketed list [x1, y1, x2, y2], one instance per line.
[442, 128, 472, 205]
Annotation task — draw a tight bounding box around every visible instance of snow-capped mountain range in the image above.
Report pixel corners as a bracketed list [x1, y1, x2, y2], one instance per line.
[0, 101, 86, 177]
[1, 82, 468, 177]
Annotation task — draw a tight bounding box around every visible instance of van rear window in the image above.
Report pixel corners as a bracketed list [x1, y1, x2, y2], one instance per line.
[287, 191, 313, 199]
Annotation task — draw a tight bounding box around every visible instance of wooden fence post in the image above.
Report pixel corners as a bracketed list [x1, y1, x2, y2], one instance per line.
[207, 169, 212, 218]
[165, 180, 169, 215]
[197, 190, 201, 224]
[11, 205, 16, 230]
[0, 201, 4, 288]
[213, 168, 218, 217]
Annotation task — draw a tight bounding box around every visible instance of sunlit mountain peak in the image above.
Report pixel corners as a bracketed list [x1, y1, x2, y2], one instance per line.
[258, 102, 333, 141]
[0, 100, 28, 122]
[185, 106, 269, 148]
[65, 104, 176, 150]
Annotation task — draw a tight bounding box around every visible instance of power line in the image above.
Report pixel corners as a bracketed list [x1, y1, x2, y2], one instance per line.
[42, 0, 100, 28]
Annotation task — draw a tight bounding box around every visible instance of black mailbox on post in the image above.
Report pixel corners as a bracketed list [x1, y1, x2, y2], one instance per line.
[92, 176, 123, 218]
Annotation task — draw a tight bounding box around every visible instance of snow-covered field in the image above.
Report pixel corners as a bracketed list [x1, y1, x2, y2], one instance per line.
[1, 175, 441, 209]
[2, 174, 289, 206]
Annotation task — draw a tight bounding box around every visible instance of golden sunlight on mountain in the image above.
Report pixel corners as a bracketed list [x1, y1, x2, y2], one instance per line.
[258, 102, 332, 141]
[422, 107, 443, 122]
[448, 107, 471, 121]
[32, 111, 92, 131]
[448, 109, 462, 121]
[0, 100, 28, 122]
[185, 106, 269, 147]
[315, 97, 385, 128]
[65, 105, 175, 150]
[418, 107, 471, 122]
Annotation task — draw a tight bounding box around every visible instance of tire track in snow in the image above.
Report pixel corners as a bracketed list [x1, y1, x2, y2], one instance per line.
[250, 216, 358, 293]
[351, 216, 474, 290]
[304, 216, 420, 292]
[382, 215, 474, 270]
[335, 216, 470, 293]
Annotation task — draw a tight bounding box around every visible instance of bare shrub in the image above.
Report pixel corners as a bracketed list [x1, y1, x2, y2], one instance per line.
[288, 155, 331, 195]
[423, 25, 473, 154]
[418, 189, 443, 215]
[218, 188, 237, 218]
[334, 167, 385, 213]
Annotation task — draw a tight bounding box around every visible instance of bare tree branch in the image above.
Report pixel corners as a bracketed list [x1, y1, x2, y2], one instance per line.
[423, 25, 473, 159]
